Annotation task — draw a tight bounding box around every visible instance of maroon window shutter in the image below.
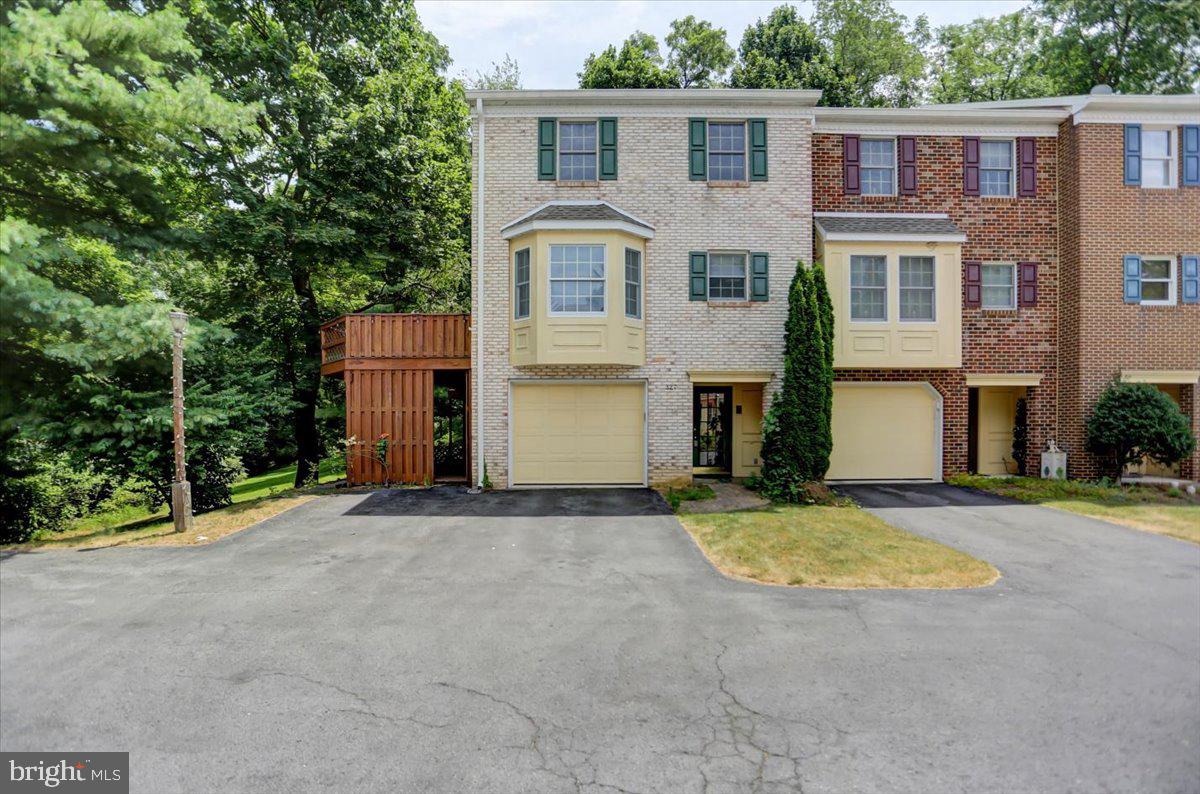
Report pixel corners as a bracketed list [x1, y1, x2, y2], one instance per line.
[1018, 261, 1038, 306]
[963, 137, 980, 196]
[1018, 137, 1037, 197]
[843, 135, 861, 195]
[964, 260, 982, 307]
[899, 136, 918, 195]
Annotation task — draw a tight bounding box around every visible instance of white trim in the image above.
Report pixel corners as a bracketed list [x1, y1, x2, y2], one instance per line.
[859, 135, 898, 197]
[707, 119, 749, 183]
[1136, 255, 1177, 306]
[979, 137, 1016, 198]
[507, 378, 650, 488]
[500, 200, 655, 239]
[467, 89, 821, 118]
[898, 254, 937, 323]
[980, 261, 1018, 310]
[849, 254, 888, 323]
[1139, 127, 1178, 189]
[965, 374, 1043, 387]
[706, 250, 750, 302]
[827, 381, 944, 483]
[816, 212, 953, 219]
[688, 370, 774, 384]
[1121, 369, 1200, 385]
[817, 229, 968, 243]
[502, 219, 655, 240]
[474, 97, 486, 489]
[1074, 110, 1200, 126]
[547, 243, 607, 316]
[817, 122, 1060, 138]
[556, 119, 599, 181]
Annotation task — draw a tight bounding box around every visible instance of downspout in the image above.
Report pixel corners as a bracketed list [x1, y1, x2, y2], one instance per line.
[474, 96, 486, 489]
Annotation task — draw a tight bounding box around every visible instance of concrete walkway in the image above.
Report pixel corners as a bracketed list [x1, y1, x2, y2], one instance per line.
[1, 484, 1197, 793]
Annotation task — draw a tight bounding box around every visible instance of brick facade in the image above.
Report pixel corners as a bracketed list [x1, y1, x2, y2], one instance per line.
[812, 133, 1060, 476]
[1057, 119, 1200, 479]
[472, 108, 813, 487]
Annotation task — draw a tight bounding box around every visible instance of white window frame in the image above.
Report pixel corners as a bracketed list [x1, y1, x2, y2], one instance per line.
[558, 120, 598, 182]
[849, 254, 888, 323]
[898, 255, 936, 322]
[513, 247, 531, 320]
[1140, 127, 1178, 190]
[979, 138, 1015, 198]
[707, 250, 748, 301]
[624, 247, 642, 320]
[707, 121, 747, 182]
[548, 243, 607, 316]
[1137, 255, 1176, 306]
[980, 262, 1017, 310]
[860, 137, 897, 197]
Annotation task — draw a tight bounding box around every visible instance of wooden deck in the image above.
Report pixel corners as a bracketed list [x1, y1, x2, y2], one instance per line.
[320, 313, 471, 486]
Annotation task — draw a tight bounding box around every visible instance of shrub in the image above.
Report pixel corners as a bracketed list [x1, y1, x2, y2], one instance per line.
[1085, 382, 1195, 479]
[1011, 397, 1029, 476]
[0, 441, 117, 543]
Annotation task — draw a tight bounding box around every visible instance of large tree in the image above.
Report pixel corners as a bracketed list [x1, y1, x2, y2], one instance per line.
[927, 12, 1056, 104]
[665, 16, 734, 88]
[1034, 0, 1200, 95]
[729, 4, 851, 105]
[813, 0, 928, 107]
[179, 0, 471, 486]
[579, 31, 678, 89]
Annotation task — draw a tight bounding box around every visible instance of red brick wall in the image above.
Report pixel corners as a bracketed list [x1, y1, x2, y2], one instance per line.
[813, 133, 1059, 476]
[1058, 120, 1200, 479]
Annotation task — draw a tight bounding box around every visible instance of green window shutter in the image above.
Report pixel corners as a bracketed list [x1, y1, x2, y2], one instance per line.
[749, 119, 768, 181]
[598, 118, 618, 180]
[689, 252, 708, 300]
[750, 252, 769, 301]
[538, 118, 556, 180]
[689, 118, 707, 181]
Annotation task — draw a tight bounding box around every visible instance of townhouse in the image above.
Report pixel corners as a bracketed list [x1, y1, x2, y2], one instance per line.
[460, 88, 1196, 489]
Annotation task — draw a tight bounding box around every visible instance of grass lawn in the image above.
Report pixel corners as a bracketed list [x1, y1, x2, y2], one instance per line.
[5, 460, 343, 552]
[949, 474, 1200, 545]
[677, 500, 999, 589]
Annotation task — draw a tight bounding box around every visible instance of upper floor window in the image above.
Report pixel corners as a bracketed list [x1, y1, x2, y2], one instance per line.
[559, 121, 597, 181]
[861, 138, 896, 195]
[899, 256, 935, 321]
[1141, 129, 1176, 188]
[514, 248, 531, 319]
[1139, 257, 1174, 304]
[549, 244, 605, 314]
[708, 253, 747, 300]
[850, 255, 887, 321]
[708, 122, 746, 182]
[624, 249, 642, 319]
[981, 263, 1016, 309]
[980, 140, 1014, 196]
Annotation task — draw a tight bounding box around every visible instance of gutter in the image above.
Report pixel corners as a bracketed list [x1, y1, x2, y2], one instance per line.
[474, 96, 485, 490]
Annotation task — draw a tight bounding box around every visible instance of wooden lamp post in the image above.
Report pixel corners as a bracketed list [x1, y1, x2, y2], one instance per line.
[169, 311, 194, 532]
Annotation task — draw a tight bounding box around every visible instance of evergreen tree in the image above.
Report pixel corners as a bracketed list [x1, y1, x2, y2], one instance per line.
[808, 264, 835, 478]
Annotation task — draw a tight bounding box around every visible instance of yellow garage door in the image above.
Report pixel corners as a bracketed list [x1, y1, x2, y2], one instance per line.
[511, 382, 645, 485]
[827, 383, 939, 480]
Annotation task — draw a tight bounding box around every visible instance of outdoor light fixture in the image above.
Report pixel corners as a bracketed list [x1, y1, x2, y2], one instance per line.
[169, 310, 194, 532]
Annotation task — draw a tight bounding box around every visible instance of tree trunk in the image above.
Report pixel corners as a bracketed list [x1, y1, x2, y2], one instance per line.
[292, 267, 323, 487]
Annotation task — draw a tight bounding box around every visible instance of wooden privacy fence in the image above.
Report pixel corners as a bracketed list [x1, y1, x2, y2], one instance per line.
[321, 313, 470, 485]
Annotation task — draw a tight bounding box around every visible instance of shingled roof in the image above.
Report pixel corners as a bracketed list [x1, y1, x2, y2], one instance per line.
[815, 213, 966, 242]
[501, 201, 655, 239]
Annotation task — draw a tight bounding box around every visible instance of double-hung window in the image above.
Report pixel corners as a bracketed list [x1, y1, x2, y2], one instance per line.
[1140, 257, 1175, 303]
[899, 256, 935, 321]
[1141, 129, 1176, 188]
[980, 140, 1014, 196]
[558, 121, 597, 181]
[513, 248, 531, 319]
[850, 255, 887, 321]
[981, 263, 1016, 309]
[861, 138, 896, 195]
[708, 253, 747, 300]
[708, 122, 746, 182]
[624, 248, 642, 319]
[549, 244, 605, 314]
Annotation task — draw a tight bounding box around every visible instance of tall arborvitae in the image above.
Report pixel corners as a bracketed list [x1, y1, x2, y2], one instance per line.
[809, 262, 835, 479]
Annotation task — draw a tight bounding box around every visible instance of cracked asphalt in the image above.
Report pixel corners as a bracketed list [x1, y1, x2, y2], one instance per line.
[2, 484, 1198, 793]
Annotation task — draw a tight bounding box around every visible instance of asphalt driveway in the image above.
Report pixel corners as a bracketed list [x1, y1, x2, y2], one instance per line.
[2, 484, 1198, 793]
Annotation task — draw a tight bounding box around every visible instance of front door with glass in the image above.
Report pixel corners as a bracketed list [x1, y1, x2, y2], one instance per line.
[693, 387, 732, 472]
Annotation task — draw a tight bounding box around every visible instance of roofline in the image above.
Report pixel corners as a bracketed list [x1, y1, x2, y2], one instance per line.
[918, 93, 1200, 119]
[501, 219, 656, 240]
[467, 88, 823, 110]
[500, 200, 654, 232]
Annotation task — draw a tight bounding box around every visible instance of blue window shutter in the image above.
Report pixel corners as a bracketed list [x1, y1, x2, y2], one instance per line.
[1182, 255, 1200, 304]
[1123, 255, 1142, 303]
[1123, 124, 1141, 186]
[538, 118, 556, 180]
[689, 252, 708, 300]
[1183, 125, 1200, 186]
[689, 119, 707, 181]
[750, 253, 769, 301]
[749, 119, 768, 181]
[598, 118, 618, 180]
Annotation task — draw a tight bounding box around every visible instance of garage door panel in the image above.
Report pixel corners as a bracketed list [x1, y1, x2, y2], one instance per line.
[828, 384, 938, 480]
[512, 382, 645, 485]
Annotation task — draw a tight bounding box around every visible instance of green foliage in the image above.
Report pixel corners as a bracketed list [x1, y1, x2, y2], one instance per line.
[1085, 382, 1196, 479]
[760, 263, 834, 502]
[666, 16, 735, 88]
[665, 483, 717, 512]
[0, 440, 119, 543]
[730, 5, 852, 104]
[813, 0, 928, 107]
[467, 54, 522, 89]
[927, 12, 1056, 103]
[1034, 0, 1200, 95]
[1012, 398, 1030, 476]
[579, 31, 679, 88]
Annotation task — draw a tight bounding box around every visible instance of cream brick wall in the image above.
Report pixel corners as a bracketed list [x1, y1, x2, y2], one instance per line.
[472, 109, 813, 487]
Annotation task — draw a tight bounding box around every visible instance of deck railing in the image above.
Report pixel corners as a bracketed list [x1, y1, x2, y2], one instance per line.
[320, 313, 471, 373]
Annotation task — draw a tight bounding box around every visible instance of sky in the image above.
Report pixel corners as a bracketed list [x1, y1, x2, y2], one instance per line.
[415, 0, 1029, 89]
